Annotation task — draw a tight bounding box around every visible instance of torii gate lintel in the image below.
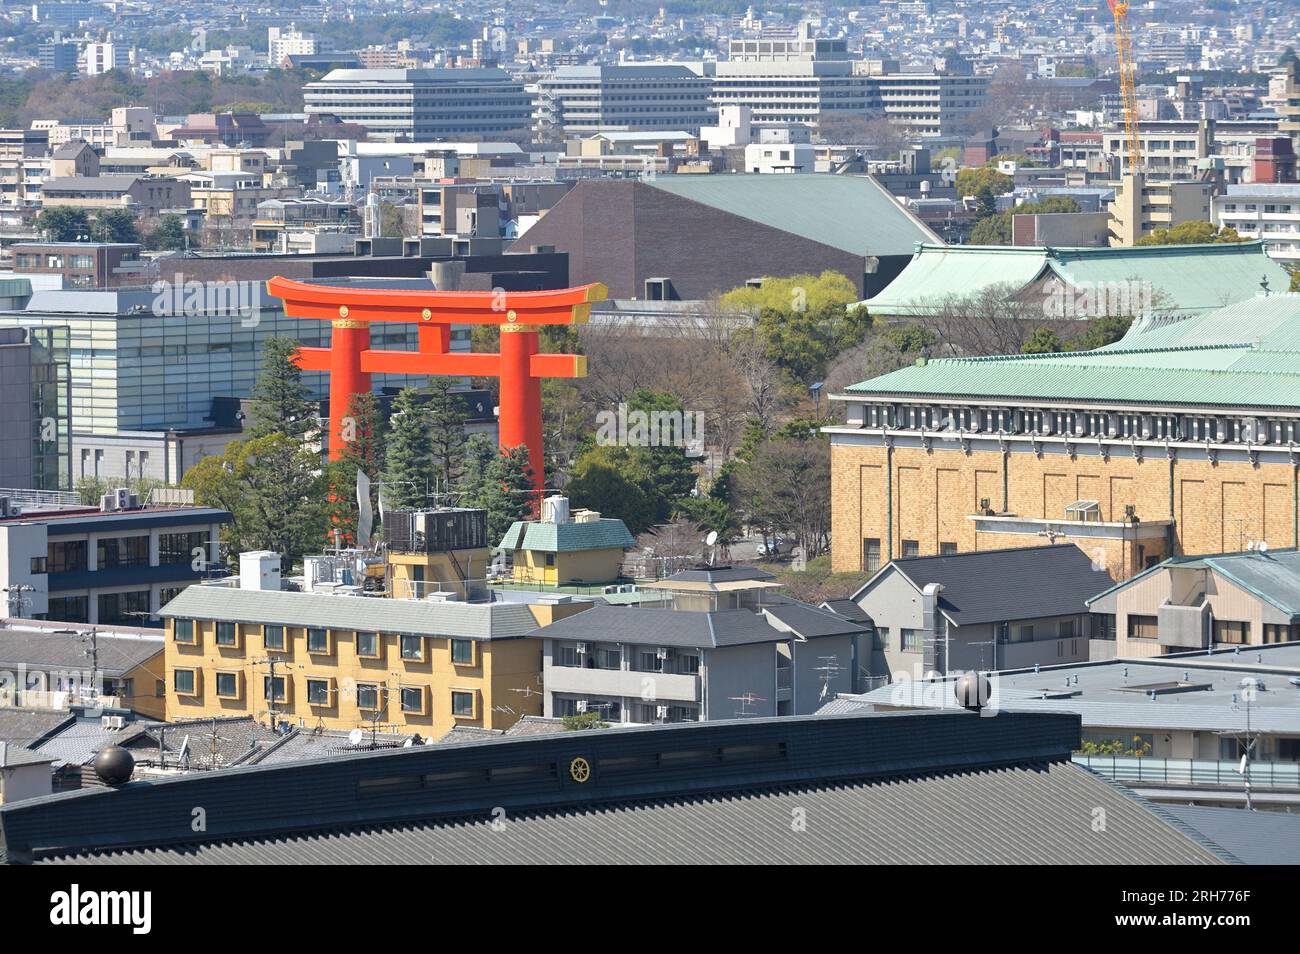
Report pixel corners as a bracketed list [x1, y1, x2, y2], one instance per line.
[267, 276, 606, 494]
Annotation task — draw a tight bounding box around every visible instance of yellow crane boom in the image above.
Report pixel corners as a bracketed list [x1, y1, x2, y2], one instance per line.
[1107, 0, 1142, 173]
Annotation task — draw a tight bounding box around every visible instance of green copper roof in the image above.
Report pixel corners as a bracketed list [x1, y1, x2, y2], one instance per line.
[843, 293, 1300, 410]
[855, 241, 1290, 317]
[498, 518, 636, 554]
[644, 174, 939, 257]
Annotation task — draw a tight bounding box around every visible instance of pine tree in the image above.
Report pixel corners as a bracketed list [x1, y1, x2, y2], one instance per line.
[425, 377, 468, 497]
[248, 336, 318, 441]
[325, 391, 385, 546]
[458, 437, 534, 545]
[382, 387, 435, 511]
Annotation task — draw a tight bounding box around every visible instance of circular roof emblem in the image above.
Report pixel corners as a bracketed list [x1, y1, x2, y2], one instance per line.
[569, 756, 591, 783]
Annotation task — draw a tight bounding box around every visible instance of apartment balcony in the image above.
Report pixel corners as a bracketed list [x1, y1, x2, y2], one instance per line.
[545, 664, 701, 704]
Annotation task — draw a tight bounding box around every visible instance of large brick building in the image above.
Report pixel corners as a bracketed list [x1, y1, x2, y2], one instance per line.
[512, 174, 937, 300]
[827, 294, 1300, 582]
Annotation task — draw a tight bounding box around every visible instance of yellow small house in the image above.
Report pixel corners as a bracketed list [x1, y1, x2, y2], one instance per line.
[499, 500, 636, 588]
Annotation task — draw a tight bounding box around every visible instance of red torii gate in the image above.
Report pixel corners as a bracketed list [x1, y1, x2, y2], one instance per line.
[266, 276, 607, 494]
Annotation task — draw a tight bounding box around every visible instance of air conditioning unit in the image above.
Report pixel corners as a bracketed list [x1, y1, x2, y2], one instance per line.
[100, 715, 125, 731]
[655, 705, 668, 719]
[114, 487, 131, 510]
[574, 701, 588, 713]
[656, 647, 670, 660]
[575, 642, 588, 654]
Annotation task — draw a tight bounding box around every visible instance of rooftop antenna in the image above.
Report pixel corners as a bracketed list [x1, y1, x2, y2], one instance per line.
[813, 655, 843, 702]
[728, 691, 766, 718]
[704, 530, 719, 566]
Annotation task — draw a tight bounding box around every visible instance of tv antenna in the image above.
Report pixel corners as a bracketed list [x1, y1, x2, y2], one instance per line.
[728, 691, 766, 717]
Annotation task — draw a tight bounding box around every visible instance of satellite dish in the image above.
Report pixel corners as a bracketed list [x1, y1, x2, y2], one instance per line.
[704, 530, 718, 547]
[347, 728, 364, 746]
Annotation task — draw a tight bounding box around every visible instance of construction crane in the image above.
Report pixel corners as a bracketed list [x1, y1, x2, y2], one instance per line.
[1107, 0, 1142, 173]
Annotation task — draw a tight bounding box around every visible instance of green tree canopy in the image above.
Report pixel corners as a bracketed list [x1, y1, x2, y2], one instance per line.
[720, 271, 866, 385]
[1134, 221, 1246, 246]
[248, 336, 318, 441]
[181, 433, 326, 571]
[457, 437, 535, 545]
[956, 166, 1012, 198]
[563, 444, 658, 535]
[35, 207, 89, 242]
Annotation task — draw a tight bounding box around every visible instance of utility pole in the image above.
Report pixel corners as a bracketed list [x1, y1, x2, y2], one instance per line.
[3, 583, 35, 619]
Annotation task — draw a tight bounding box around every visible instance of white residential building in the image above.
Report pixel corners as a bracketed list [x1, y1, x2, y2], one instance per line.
[1213, 184, 1300, 265]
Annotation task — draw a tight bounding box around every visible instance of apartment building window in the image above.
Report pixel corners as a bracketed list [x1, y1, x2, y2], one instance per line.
[554, 642, 580, 667]
[400, 634, 424, 660]
[47, 595, 88, 623]
[1128, 615, 1159, 640]
[306, 679, 331, 706]
[98, 590, 149, 625]
[876, 627, 890, 650]
[863, 538, 882, 572]
[451, 639, 475, 665]
[307, 627, 330, 653]
[1264, 623, 1299, 644]
[400, 686, 425, 713]
[173, 618, 196, 643]
[595, 647, 621, 670]
[264, 625, 286, 650]
[263, 676, 287, 703]
[1213, 620, 1249, 645]
[451, 690, 475, 718]
[901, 629, 922, 652]
[215, 671, 239, 699]
[216, 622, 237, 646]
[678, 653, 701, 674]
[47, 539, 87, 574]
[1059, 618, 1077, 639]
[159, 531, 207, 565]
[939, 542, 958, 556]
[902, 540, 920, 558]
[173, 669, 197, 695]
[638, 650, 664, 673]
[97, 535, 149, 569]
[357, 631, 380, 658]
[356, 684, 380, 710]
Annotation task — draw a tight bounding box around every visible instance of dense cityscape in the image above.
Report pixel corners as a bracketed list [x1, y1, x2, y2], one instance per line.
[0, 0, 1294, 894]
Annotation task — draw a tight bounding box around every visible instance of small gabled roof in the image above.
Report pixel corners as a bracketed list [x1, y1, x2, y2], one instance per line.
[853, 544, 1113, 627]
[498, 517, 635, 554]
[1089, 548, 1300, 619]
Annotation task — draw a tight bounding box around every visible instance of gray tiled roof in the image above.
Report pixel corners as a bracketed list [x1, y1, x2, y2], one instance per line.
[527, 602, 849, 649]
[854, 544, 1115, 626]
[0, 627, 163, 676]
[821, 599, 873, 625]
[248, 728, 420, 766]
[1164, 806, 1300, 866]
[159, 587, 542, 640]
[32, 717, 165, 767]
[0, 709, 75, 749]
[36, 761, 1227, 865]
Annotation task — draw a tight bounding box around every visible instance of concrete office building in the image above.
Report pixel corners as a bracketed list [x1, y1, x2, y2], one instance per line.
[0, 496, 230, 625]
[534, 64, 716, 136]
[0, 325, 70, 491]
[303, 69, 533, 140]
[1213, 183, 1300, 265]
[0, 247, 568, 483]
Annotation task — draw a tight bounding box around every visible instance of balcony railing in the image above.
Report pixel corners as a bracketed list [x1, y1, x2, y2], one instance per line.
[1073, 754, 1300, 789]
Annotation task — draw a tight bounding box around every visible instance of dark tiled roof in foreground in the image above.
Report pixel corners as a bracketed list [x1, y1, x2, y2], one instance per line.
[1164, 806, 1300, 866]
[0, 709, 1233, 864]
[35, 762, 1225, 865]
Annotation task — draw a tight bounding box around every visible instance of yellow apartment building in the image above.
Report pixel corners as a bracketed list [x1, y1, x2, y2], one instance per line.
[159, 583, 590, 737]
